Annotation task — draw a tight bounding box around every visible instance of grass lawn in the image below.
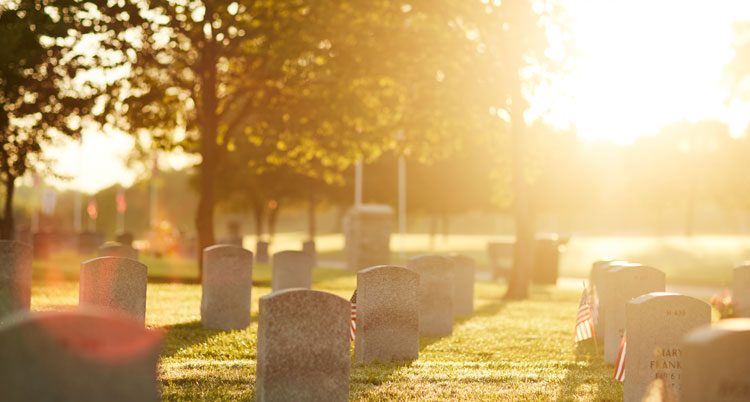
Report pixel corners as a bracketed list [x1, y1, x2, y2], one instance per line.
[31, 261, 625, 401]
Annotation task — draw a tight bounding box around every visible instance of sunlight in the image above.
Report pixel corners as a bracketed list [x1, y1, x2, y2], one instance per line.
[549, 0, 750, 144]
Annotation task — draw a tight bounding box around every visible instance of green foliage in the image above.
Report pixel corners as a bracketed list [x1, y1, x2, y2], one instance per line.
[0, 0, 103, 237]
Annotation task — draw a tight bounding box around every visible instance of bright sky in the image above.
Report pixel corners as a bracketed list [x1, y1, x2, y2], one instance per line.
[44, 0, 750, 192]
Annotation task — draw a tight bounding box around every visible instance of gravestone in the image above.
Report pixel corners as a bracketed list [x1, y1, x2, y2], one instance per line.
[115, 232, 134, 246]
[0, 310, 162, 402]
[406, 255, 454, 337]
[78, 231, 106, 255]
[302, 240, 317, 265]
[0, 241, 32, 322]
[590, 260, 628, 335]
[201, 245, 253, 330]
[256, 240, 270, 263]
[448, 254, 475, 317]
[344, 205, 393, 270]
[355, 265, 419, 362]
[624, 293, 710, 402]
[681, 318, 750, 402]
[271, 250, 313, 292]
[79, 257, 148, 324]
[532, 233, 561, 284]
[98, 242, 139, 260]
[734, 264, 750, 317]
[603, 264, 665, 363]
[256, 289, 350, 402]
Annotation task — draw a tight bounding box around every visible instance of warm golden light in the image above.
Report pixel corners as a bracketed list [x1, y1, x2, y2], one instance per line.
[541, 0, 750, 144]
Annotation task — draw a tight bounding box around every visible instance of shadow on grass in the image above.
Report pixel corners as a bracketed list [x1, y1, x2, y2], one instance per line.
[556, 339, 622, 402]
[457, 298, 509, 325]
[351, 358, 415, 389]
[161, 321, 223, 358]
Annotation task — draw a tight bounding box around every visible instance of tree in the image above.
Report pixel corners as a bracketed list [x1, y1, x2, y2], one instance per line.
[461, 0, 566, 299]
[0, 0, 99, 239]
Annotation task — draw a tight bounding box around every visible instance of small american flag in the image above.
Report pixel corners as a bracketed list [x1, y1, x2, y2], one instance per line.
[349, 289, 357, 342]
[614, 333, 627, 382]
[349, 303, 357, 341]
[574, 285, 596, 343]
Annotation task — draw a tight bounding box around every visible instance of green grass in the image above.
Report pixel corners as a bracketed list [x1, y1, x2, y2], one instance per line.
[31, 262, 624, 401]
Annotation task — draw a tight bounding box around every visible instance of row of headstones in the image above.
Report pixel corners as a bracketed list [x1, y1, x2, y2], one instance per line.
[0, 240, 477, 401]
[588, 260, 750, 402]
[256, 253, 476, 402]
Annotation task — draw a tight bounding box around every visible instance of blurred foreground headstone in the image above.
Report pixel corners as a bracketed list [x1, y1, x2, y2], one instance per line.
[681, 318, 750, 402]
[0, 310, 162, 402]
[256, 289, 350, 402]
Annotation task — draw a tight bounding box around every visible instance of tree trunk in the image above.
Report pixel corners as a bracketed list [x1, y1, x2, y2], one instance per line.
[253, 202, 265, 240]
[0, 174, 15, 240]
[267, 203, 281, 240]
[504, 82, 535, 301]
[194, 46, 220, 279]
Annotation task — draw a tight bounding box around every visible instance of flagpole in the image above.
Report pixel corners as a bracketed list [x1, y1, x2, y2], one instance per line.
[74, 136, 83, 233]
[354, 159, 363, 207]
[149, 151, 159, 228]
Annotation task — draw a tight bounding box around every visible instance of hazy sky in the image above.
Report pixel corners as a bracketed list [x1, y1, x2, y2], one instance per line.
[44, 0, 750, 193]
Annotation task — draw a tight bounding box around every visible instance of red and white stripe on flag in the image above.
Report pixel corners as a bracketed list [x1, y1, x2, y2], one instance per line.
[349, 303, 357, 342]
[574, 286, 596, 342]
[574, 304, 596, 342]
[614, 334, 627, 382]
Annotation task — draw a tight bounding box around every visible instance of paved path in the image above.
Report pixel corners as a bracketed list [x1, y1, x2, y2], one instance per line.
[321, 260, 723, 300]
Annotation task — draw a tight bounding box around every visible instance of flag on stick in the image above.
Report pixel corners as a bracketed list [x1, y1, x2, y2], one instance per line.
[349, 289, 357, 342]
[614, 333, 627, 382]
[87, 198, 98, 219]
[575, 285, 596, 342]
[350, 303, 357, 342]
